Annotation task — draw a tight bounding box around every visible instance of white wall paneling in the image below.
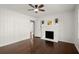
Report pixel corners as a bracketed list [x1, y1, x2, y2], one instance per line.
[0, 8, 35, 47]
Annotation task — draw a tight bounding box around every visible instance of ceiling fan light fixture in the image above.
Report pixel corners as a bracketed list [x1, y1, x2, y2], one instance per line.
[34, 9, 39, 13]
[34, 9, 38, 12]
[28, 4, 45, 13]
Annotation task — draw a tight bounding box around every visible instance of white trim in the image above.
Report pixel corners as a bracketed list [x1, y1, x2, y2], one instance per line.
[75, 44, 79, 53]
[0, 38, 30, 47]
[41, 37, 58, 42]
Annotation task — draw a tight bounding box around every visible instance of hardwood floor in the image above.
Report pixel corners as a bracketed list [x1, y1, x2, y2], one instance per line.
[0, 37, 78, 54]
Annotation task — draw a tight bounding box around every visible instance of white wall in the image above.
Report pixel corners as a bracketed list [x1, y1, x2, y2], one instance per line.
[35, 11, 75, 43]
[0, 8, 35, 47]
[74, 5, 79, 52]
[77, 8, 79, 52]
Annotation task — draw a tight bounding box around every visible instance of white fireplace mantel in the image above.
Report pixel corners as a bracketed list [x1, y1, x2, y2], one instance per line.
[41, 24, 59, 42]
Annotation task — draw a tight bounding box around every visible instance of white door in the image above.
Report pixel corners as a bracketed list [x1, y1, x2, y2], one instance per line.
[30, 20, 35, 38]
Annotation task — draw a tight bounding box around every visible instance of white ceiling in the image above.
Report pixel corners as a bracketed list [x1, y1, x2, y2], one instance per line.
[0, 4, 75, 17]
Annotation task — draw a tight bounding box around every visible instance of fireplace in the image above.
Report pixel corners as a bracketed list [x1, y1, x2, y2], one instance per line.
[45, 31, 54, 39]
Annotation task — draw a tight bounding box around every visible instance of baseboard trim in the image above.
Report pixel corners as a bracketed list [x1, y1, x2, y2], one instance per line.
[58, 41, 74, 45]
[0, 38, 30, 47]
[75, 44, 79, 53]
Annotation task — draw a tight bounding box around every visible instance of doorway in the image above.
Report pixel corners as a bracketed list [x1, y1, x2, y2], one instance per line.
[30, 20, 35, 38]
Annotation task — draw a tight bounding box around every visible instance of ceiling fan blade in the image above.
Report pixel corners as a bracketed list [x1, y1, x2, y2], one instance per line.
[29, 4, 35, 8]
[39, 4, 44, 8]
[28, 9, 34, 11]
[35, 5, 38, 8]
[39, 9, 45, 11]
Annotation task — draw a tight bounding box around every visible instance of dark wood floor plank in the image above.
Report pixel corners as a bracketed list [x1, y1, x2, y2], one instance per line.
[0, 37, 78, 54]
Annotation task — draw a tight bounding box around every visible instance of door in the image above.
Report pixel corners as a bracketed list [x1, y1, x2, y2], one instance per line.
[30, 20, 35, 38]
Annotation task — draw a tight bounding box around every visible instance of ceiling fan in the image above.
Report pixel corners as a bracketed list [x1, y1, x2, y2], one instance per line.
[28, 4, 45, 13]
